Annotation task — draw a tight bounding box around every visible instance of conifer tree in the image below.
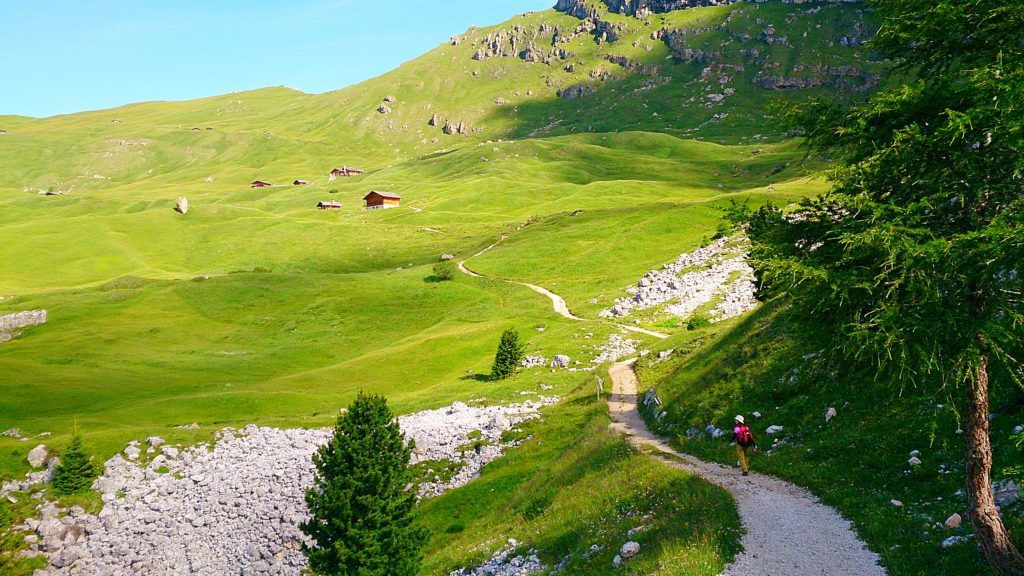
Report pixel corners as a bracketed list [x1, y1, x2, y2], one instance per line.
[745, 1, 1024, 572]
[301, 392, 426, 576]
[490, 328, 525, 380]
[51, 432, 98, 495]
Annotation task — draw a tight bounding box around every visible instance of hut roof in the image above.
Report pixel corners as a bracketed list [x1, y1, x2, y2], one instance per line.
[363, 191, 401, 200]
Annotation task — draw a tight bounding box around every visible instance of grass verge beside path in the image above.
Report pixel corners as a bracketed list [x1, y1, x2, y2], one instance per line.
[632, 304, 1024, 576]
[417, 383, 742, 575]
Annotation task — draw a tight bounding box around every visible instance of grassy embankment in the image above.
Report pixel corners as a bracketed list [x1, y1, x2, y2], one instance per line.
[633, 304, 1024, 575]
[417, 385, 742, 576]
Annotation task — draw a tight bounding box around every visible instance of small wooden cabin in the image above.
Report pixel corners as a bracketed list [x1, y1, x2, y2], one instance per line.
[363, 191, 401, 210]
[317, 201, 342, 210]
[293, 179, 310, 186]
[251, 180, 272, 188]
[329, 167, 364, 180]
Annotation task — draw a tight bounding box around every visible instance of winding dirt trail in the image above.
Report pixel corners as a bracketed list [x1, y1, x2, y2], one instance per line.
[608, 360, 886, 576]
[457, 240, 668, 337]
[456, 240, 883, 573]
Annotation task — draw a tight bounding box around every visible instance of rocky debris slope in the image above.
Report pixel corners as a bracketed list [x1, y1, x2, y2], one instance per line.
[448, 538, 544, 576]
[600, 237, 757, 323]
[19, 398, 556, 576]
[591, 333, 640, 365]
[0, 309, 47, 343]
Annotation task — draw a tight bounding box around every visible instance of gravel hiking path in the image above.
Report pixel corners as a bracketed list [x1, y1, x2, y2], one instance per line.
[608, 359, 887, 576]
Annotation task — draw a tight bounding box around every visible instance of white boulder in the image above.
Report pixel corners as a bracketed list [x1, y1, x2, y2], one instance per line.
[551, 355, 571, 368]
[27, 445, 49, 468]
[945, 513, 961, 530]
[620, 541, 641, 559]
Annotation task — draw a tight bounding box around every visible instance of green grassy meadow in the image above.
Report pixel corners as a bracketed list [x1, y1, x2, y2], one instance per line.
[0, 1, 921, 573]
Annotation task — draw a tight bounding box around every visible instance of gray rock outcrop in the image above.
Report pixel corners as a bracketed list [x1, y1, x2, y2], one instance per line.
[0, 310, 48, 342]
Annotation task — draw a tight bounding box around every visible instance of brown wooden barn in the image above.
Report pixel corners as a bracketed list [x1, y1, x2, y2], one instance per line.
[363, 191, 401, 210]
[317, 201, 342, 210]
[251, 180, 272, 188]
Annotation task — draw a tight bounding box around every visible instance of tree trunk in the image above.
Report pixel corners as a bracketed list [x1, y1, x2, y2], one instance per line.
[964, 352, 1024, 576]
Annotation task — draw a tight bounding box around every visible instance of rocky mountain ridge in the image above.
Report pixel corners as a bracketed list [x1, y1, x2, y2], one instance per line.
[557, 0, 863, 19]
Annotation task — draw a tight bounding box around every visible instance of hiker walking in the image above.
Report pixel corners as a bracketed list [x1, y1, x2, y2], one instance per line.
[734, 415, 757, 476]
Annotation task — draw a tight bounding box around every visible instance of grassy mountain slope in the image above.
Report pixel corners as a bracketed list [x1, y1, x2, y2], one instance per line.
[0, 0, 871, 490]
[0, 2, 916, 574]
[633, 305, 1024, 575]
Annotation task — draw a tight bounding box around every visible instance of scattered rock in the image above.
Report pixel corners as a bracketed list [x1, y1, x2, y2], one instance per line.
[449, 538, 544, 575]
[123, 445, 140, 461]
[908, 457, 922, 467]
[520, 356, 546, 369]
[550, 355, 571, 368]
[944, 513, 961, 530]
[993, 479, 1020, 508]
[619, 541, 641, 559]
[909, 450, 921, 458]
[825, 407, 837, 422]
[440, 253, 454, 261]
[383, 95, 396, 102]
[175, 197, 189, 215]
[145, 437, 165, 448]
[752, 411, 762, 419]
[443, 119, 468, 136]
[377, 104, 391, 114]
[941, 535, 973, 548]
[27, 445, 49, 468]
[591, 333, 638, 364]
[765, 425, 784, 435]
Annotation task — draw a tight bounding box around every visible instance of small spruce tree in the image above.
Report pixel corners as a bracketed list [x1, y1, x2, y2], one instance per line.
[490, 328, 525, 380]
[51, 432, 98, 495]
[301, 392, 426, 576]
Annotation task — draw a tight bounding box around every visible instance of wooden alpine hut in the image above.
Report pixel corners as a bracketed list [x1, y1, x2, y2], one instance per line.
[317, 201, 342, 210]
[329, 167, 364, 180]
[363, 191, 401, 210]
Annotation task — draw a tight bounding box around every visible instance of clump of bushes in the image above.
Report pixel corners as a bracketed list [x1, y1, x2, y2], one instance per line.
[432, 261, 456, 281]
[687, 315, 711, 331]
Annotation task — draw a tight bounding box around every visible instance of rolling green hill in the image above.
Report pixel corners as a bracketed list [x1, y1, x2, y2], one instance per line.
[0, 1, 877, 453]
[0, 2, 923, 574]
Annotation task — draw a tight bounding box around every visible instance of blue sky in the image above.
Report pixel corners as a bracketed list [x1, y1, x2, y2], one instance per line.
[0, 1, 553, 118]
